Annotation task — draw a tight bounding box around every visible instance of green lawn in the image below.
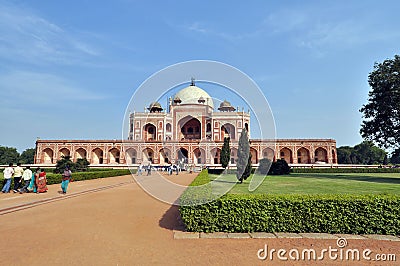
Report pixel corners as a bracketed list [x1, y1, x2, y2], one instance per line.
[209, 172, 400, 195]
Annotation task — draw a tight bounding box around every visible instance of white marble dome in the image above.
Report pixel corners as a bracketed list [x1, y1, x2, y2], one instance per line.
[174, 85, 214, 109]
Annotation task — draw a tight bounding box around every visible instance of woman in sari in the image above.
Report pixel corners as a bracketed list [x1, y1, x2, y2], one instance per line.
[36, 168, 48, 193]
[28, 168, 39, 193]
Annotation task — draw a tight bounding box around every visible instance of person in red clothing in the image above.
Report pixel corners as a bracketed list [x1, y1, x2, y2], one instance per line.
[36, 168, 48, 193]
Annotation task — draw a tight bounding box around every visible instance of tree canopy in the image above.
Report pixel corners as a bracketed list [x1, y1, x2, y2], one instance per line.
[337, 141, 387, 165]
[0, 146, 20, 165]
[19, 148, 36, 164]
[360, 55, 400, 149]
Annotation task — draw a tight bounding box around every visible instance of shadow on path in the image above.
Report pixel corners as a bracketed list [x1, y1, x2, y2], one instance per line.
[159, 205, 186, 231]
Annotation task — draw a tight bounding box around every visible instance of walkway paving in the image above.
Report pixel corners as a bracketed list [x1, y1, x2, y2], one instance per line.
[0, 172, 398, 265]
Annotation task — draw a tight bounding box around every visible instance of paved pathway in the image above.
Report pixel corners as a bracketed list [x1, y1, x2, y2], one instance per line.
[0, 172, 398, 265]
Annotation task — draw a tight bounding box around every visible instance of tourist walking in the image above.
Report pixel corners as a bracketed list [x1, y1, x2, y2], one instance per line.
[147, 163, 151, 176]
[28, 168, 40, 193]
[137, 164, 143, 176]
[20, 166, 33, 193]
[1, 163, 14, 193]
[168, 164, 173, 175]
[13, 163, 24, 193]
[61, 166, 72, 194]
[36, 169, 48, 193]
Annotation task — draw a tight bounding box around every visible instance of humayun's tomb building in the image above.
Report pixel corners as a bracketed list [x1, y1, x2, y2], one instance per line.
[34, 81, 337, 166]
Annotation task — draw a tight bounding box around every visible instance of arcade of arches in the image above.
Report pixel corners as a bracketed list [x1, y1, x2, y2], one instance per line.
[35, 139, 337, 165]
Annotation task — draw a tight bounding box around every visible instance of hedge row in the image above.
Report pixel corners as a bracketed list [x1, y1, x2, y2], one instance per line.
[0, 169, 132, 187]
[179, 170, 400, 234]
[292, 167, 400, 173]
[180, 193, 400, 234]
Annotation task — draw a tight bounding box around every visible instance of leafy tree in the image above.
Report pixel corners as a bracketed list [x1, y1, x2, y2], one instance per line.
[19, 148, 35, 164]
[360, 55, 400, 149]
[268, 159, 291, 175]
[220, 137, 231, 169]
[236, 128, 250, 183]
[75, 158, 90, 171]
[353, 141, 386, 165]
[337, 142, 387, 164]
[337, 146, 354, 164]
[54, 156, 75, 173]
[390, 148, 400, 164]
[258, 158, 272, 175]
[0, 146, 20, 165]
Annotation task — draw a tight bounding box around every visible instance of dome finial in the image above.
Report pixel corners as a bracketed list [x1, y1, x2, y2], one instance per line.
[191, 77, 195, 86]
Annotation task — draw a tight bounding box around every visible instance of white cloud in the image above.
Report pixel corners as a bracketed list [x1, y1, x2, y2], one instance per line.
[0, 2, 99, 65]
[0, 71, 106, 106]
[182, 21, 265, 42]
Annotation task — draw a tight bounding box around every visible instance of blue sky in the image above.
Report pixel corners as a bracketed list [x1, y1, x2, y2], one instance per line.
[1, 0, 399, 152]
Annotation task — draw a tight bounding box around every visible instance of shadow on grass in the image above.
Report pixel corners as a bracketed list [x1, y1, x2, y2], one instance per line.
[290, 173, 400, 184]
[159, 205, 186, 231]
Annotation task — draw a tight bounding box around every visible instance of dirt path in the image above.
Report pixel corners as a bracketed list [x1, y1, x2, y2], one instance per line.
[0, 172, 398, 265]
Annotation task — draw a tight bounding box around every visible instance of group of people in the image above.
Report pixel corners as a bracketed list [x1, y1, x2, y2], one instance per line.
[1, 163, 73, 195]
[136, 163, 198, 176]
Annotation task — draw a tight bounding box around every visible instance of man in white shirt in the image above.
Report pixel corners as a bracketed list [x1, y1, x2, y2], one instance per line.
[1, 163, 14, 193]
[13, 163, 24, 193]
[20, 166, 33, 193]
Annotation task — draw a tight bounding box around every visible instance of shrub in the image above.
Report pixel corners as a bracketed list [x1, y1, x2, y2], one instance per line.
[180, 193, 400, 234]
[269, 159, 290, 175]
[179, 171, 400, 234]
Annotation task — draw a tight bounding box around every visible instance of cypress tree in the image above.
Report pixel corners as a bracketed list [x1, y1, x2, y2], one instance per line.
[236, 128, 250, 183]
[220, 137, 231, 169]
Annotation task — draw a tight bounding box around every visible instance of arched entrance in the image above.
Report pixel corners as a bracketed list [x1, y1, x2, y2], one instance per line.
[210, 148, 221, 164]
[142, 148, 154, 163]
[280, 148, 293, 163]
[75, 148, 87, 160]
[193, 148, 205, 165]
[262, 147, 275, 162]
[43, 148, 54, 164]
[221, 123, 235, 140]
[59, 148, 70, 159]
[314, 147, 328, 163]
[144, 123, 156, 141]
[125, 148, 137, 164]
[159, 148, 171, 164]
[92, 148, 104, 164]
[297, 147, 310, 164]
[109, 148, 120, 164]
[178, 116, 201, 140]
[177, 148, 188, 164]
[250, 147, 258, 164]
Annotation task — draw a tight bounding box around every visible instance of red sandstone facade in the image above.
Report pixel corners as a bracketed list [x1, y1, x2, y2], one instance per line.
[34, 83, 337, 165]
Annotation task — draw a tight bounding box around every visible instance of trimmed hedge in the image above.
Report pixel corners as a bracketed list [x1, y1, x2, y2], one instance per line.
[292, 167, 400, 173]
[0, 169, 132, 187]
[179, 170, 400, 234]
[180, 193, 400, 234]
